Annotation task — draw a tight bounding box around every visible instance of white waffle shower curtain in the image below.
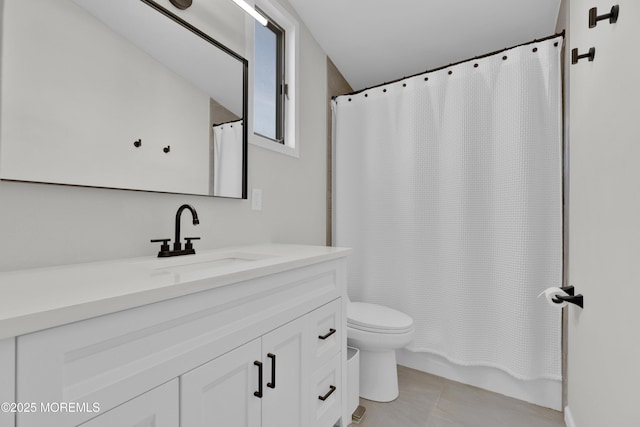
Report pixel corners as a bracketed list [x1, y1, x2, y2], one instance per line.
[333, 36, 563, 381]
[212, 120, 243, 198]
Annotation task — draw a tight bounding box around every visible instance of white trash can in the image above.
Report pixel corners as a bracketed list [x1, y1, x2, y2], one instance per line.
[347, 346, 360, 417]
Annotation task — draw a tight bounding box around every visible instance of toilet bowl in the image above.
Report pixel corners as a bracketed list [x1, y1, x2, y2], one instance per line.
[346, 301, 414, 402]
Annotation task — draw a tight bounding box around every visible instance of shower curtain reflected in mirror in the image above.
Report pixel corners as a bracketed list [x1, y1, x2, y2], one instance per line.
[212, 120, 244, 198]
[333, 36, 563, 381]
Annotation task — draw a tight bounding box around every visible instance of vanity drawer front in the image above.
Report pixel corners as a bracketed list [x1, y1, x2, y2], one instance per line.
[310, 353, 342, 427]
[309, 299, 342, 369]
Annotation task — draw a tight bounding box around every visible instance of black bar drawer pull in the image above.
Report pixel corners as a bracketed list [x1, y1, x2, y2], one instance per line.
[318, 328, 336, 340]
[253, 361, 263, 398]
[267, 353, 276, 389]
[318, 385, 336, 401]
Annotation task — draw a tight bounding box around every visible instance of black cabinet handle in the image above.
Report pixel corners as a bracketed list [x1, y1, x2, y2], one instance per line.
[318, 328, 336, 340]
[318, 385, 336, 401]
[253, 361, 263, 398]
[267, 353, 276, 389]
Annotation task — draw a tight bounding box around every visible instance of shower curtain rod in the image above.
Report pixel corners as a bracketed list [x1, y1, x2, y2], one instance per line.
[333, 30, 565, 99]
[212, 118, 243, 127]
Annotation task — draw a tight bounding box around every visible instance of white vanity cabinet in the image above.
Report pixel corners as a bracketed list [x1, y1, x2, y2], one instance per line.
[181, 318, 308, 427]
[181, 299, 342, 427]
[10, 248, 349, 427]
[0, 338, 15, 427]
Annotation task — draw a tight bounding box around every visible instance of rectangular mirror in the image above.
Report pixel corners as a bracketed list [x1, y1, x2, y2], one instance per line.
[0, 0, 248, 198]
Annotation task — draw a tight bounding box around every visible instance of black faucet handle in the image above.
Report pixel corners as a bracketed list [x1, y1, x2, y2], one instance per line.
[184, 237, 200, 251]
[151, 238, 171, 253]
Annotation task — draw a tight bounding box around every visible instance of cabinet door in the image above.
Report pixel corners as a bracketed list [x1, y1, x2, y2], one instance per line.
[78, 379, 178, 427]
[181, 338, 261, 427]
[261, 316, 309, 427]
[0, 338, 15, 427]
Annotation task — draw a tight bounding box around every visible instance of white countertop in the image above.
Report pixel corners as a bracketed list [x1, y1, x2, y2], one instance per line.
[0, 244, 351, 340]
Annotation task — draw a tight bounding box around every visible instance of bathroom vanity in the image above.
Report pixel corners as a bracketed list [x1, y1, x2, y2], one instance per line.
[0, 244, 350, 427]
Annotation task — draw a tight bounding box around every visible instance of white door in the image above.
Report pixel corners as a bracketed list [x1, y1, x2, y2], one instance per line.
[181, 338, 262, 427]
[78, 380, 178, 427]
[567, 1, 640, 426]
[261, 316, 309, 427]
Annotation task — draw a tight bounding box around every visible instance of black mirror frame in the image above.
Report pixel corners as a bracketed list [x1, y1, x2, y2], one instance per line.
[141, 0, 248, 199]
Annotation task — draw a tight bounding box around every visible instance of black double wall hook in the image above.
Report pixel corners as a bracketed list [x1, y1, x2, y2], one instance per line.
[552, 286, 584, 308]
[589, 5, 619, 28]
[571, 47, 596, 64]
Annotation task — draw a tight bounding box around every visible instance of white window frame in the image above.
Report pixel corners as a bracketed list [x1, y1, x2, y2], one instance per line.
[248, 0, 299, 158]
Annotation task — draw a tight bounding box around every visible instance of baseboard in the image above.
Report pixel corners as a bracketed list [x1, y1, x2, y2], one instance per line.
[396, 349, 562, 411]
[564, 406, 576, 427]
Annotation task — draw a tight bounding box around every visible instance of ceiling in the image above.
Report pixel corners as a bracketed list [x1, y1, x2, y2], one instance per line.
[287, 0, 562, 91]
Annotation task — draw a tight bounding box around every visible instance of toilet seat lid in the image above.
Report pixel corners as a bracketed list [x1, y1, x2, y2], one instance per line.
[347, 302, 414, 333]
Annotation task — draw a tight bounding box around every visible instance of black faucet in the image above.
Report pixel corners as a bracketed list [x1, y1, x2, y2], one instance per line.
[151, 204, 200, 257]
[174, 204, 199, 251]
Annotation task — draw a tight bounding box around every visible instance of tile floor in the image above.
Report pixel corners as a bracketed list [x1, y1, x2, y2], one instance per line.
[349, 366, 565, 427]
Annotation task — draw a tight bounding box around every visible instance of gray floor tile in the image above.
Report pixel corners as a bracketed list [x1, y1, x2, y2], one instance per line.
[424, 414, 461, 427]
[350, 365, 564, 427]
[433, 378, 563, 427]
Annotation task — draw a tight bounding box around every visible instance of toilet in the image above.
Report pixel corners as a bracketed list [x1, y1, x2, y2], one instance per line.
[346, 300, 414, 402]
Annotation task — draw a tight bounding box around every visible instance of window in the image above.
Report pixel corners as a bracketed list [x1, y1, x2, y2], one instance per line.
[253, 10, 285, 143]
[250, 0, 298, 157]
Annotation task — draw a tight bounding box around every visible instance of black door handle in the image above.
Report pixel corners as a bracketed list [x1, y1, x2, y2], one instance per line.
[318, 385, 336, 401]
[267, 353, 276, 389]
[253, 361, 263, 398]
[318, 328, 336, 340]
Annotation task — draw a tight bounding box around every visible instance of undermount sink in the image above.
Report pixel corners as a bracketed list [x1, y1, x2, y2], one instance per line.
[152, 251, 274, 274]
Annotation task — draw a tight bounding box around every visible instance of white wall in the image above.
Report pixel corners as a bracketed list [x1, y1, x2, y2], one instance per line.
[0, 0, 328, 271]
[567, 0, 640, 426]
